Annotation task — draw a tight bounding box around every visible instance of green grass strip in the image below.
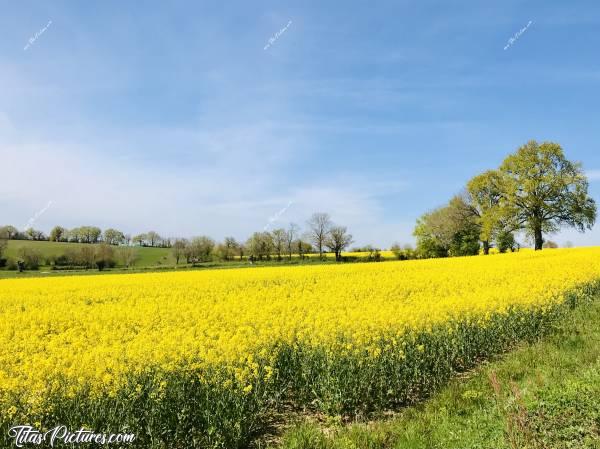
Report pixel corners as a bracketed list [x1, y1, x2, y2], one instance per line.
[272, 290, 600, 449]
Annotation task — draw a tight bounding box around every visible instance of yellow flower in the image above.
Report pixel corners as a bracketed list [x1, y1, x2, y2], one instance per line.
[6, 406, 17, 418]
[0, 247, 598, 423]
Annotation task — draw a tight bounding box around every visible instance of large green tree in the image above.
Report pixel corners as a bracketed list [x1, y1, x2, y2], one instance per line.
[271, 228, 287, 261]
[466, 170, 504, 255]
[171, 238, 188, 264]
[306, 213, 332, 259]
[73, 226, 102, 244]
[414, 196, 480, 258]
[246, 232, 274, 261]
[499, 140, 596, 250]
[215, 237, 239, 262]
[187, 236, 215, 263]
[103, 228, 125, 245]
[146, 231, 161, 247]
[325, 226, 353, 261]
[0, 236, 7, 260]
[49, 226, 66, 242]
[413, 208, 449, 258]
[0, 225, 19, 240]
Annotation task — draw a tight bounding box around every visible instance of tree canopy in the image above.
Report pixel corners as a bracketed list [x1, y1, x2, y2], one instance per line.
[414, 195, 480, 258]
[417, 140, 596, 256]
[498, 140, 596, 250]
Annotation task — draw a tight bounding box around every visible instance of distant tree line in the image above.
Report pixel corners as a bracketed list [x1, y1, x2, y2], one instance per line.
[170, 212, 354, 265]
[0, 225, 173, 248]
[0, 242, 138, 272]
[0, 212, 356, 270]
[413, 140, 596, 258]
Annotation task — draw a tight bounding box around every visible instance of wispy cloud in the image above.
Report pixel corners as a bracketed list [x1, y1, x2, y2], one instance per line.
[0, 132, 416, 247]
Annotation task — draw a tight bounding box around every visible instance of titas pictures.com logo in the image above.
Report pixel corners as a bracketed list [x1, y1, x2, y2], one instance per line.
[8, 425, 135, 447]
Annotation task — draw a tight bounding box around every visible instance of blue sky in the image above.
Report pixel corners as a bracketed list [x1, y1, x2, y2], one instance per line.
[2, 0, 600, 247]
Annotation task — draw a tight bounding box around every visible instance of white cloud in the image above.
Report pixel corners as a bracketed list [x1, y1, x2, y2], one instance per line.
[0, 129, 414, 247]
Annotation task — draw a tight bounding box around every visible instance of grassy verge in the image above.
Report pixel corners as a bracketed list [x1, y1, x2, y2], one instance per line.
[271, 293, 600, 449]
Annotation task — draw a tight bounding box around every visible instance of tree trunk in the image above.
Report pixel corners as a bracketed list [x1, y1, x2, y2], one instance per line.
[483, 240, 490, 255]
[534, 225, 543, 250]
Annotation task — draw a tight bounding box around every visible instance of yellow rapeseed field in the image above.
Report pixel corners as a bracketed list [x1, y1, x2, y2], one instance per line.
[306, 250, 397, 259]
[1, 247, 600, 447]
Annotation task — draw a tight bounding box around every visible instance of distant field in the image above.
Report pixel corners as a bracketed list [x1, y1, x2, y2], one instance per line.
[3, 240, 174, 267]
[306, 250, 397, 260]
